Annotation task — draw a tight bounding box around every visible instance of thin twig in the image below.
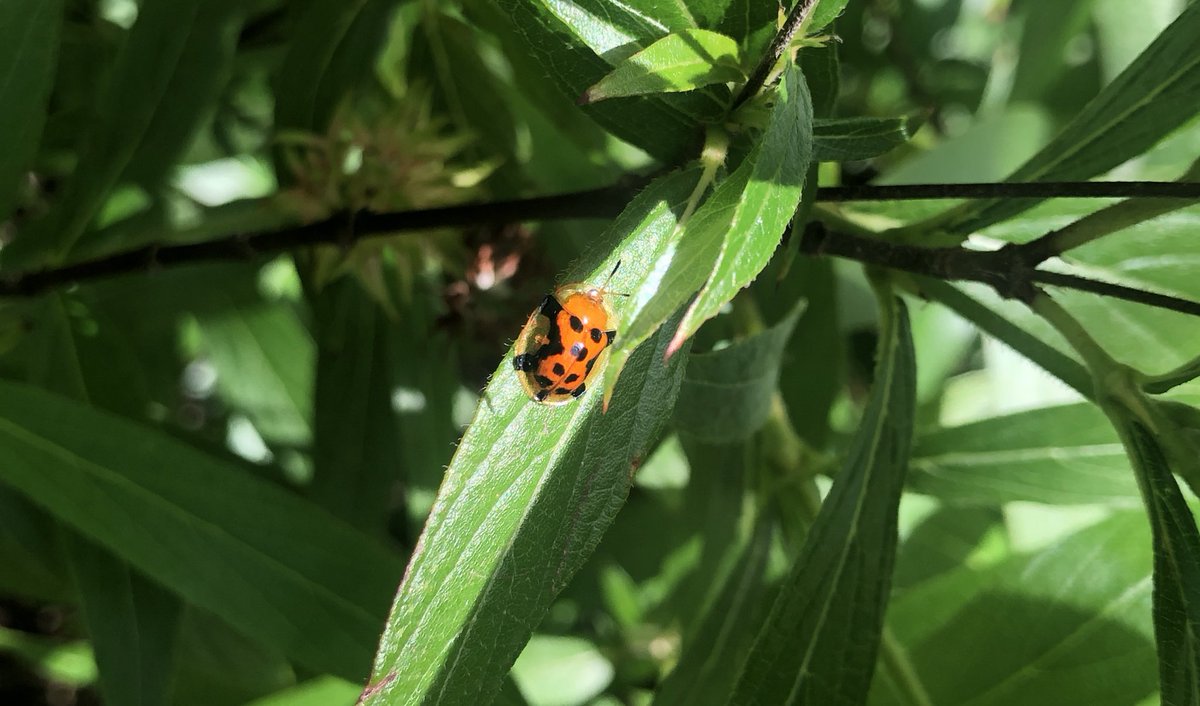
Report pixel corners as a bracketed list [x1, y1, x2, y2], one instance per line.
[800, 222, 1200, 319]
[731, 0, 821, 111]
[819, 181, 1200, 202]
[1, 178, 1196, 298]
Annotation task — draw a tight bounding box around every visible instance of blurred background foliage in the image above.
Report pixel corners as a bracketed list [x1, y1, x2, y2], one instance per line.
[0, 0, 1198, 704]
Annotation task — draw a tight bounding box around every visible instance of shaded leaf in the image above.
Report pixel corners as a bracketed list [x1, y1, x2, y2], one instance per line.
[940, 2, 1200, 234]
[731, 294, 916, 705]
[8, 0, 245, 264]
[879, 512, 1157, 706]
[361, 171, 697, 705]
[581, 29, 744, 103]
[1119, 419, 1200, 703]
[0, 0, 62, 222]
[0, 380, 404, 680]
[653, 513, 774, 706]
[674, 302, 804, 443]
[812, 116, 915, 162]
[65, 534, 182, 706]
[910, 403, 1138, 505]
[274, 0, 396, 133]
[310, 279, 401, 534]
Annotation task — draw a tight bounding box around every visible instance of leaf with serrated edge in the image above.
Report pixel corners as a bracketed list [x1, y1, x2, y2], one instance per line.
[1120, 419, 1200, 703]
[360, 171, 697, 705]
[603, 63, 812, 405]
[812, 116, 914, 162]
[669, 65, 813, 354]
[674, 302, 805, 443]
[731, 294, 915, 706]
[581, 29, 744, 103]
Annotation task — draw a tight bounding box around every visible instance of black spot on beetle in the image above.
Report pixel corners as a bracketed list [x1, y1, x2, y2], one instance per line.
[575, 346, 589, 361]
[538, 295, 562, 318]
[552, 362, 565, 376]
[513, 353, 537, 371]
[569, 316, 583, 332]
[564, 373, 579, 383]
[535, 389, 549, 401]
[590, 328, 602, 343]
[585, 357, 596, 373]
[554, 387, 574, 395]
[534, 375, 553, 388]
[571, 384, 587, 398]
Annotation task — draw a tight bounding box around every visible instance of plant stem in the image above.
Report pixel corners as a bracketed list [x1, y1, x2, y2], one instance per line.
[731, 0, 820, 110]
[1019, 157, 1200, 262]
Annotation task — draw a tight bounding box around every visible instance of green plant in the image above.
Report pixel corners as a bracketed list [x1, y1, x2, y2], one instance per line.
[1, 0, 1199, 705]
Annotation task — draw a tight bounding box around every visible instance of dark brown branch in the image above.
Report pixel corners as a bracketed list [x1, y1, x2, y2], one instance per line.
[731, 0, 820, 111]
[817, 181, 1200, 201]
[1, 178, 1197, 298]
[799, 223, 1200, 318]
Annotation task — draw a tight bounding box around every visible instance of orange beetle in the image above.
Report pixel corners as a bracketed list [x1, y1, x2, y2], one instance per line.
[512, 262, 623, 405]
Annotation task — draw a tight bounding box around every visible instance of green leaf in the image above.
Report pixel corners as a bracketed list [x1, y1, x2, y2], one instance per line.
[812, 116, 915, 162]
[914, 277, 1093, 398]
[1118, 419, 1200, 703]
[653, 513, 774, 706]
[674, 302, 804, 443]
[193, 295, 314, 446]
[65, 534, 182, 706]
[1008, 0, 1094, 103]
[0, 0, 62, 222]
[310, 279, 401, 534]
[809, 0, 851, 33]
[491, 0, 724, 161]
[910, 403, 1139, 505]
[731, 293, 916, 705]
[940, 1, 1200, 234]
[244, 676, 362, 706]
[881, 512, 1157, 705]
[669, 65, 813, 352]
[274, 0, 395, 133]
[925, 202, 1200, 380]
[6, 0, 245, 265]
[607, 64, 811, 394]
[360, 171, 696, 705]
[29, 292, 184, 706]
[581, 29, 744, 103]
[511, 636, 614, 706]
[0, 380, 404, 680]
[717, 0, 777, 54]
[0, 488, 70, 602]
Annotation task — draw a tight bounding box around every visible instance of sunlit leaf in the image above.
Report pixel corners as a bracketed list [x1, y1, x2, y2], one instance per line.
[581, 29, 743, 103]
[361, 171, 697, 705]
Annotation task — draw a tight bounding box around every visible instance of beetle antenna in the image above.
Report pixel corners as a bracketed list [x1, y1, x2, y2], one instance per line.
[604, 260, 621, 285]
[602, 260, 630, 296]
